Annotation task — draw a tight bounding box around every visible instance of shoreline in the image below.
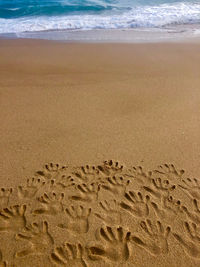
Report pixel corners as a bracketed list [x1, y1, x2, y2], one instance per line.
[1, 25, 200, 43]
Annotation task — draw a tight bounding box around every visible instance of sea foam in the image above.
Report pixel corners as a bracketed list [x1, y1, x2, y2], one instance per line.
[0, 2, 200, 33]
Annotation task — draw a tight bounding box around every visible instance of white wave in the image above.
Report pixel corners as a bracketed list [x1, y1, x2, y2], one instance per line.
[5, 8, 21, 11]
[194, 29, 200, 34]
[0, 2, 200, 33]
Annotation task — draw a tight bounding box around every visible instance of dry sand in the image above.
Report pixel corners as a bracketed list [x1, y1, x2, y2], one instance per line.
[0, 39, 200, 266]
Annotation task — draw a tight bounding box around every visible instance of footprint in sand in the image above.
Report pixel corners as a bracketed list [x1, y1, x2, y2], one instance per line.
[51, 242, 88, 267]
[0, 204, 26, 233]
[120, 191, 150, 218]
[88, 226, 131, 263]
[173, 221, 200, 258]
[95, 199, 122, 225]
[132, 219, 171, 256]
[15, 221, 54, 257]
[58, 205, 91, 234]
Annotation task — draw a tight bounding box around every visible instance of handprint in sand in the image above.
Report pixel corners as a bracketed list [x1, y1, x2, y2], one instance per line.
[70, 183, 100, 202]
[0, 205, 26, 232]
[18, 177, 45, 200]
[88, 226, 131, 263]
[132, 219, 171, 256]
[36, 163, 68, 181]
[0, 188, 13, 209]
[58, 205, 91, 234]
[33, 192, 65, 216]
[97, 160, 123, 176]
[101, 176, 130, 196]
[72, 165, 99, 184]
[143, 177, 176, 199]
[55, 175, 75, 189]
[95, 199, 122, 225]
[182, 198, 200, 224]
[173, 221, 200, 258]
[51, 242, 88, 267]
[152, 164, 185, 181]
[151, 195, 182, 220]
[15, 221, 54, 257]
[120, 191, 150, 218]
[179, 178, 200, 200]
[0, 250, 7, 267]
[125, 166, 152, 185]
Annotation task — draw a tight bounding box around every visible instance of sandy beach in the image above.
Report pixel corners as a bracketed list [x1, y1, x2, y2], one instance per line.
[0, 39, 200, 266]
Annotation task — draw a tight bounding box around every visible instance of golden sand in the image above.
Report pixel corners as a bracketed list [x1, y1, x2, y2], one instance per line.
[0, 39, 200, 266]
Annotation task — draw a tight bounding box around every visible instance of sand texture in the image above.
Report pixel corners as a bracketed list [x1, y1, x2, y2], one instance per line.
[0, 40, 200, 266]
[0, 161, 200, 267]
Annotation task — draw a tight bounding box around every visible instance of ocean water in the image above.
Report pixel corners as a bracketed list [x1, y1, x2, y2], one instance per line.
[0, 0, 200, 34]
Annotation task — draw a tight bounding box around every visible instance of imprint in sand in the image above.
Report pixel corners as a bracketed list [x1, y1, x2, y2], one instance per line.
[0, 160, 199, 266]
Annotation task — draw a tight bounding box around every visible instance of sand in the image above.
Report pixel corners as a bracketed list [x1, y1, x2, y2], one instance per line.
[0, 39, 200, 266]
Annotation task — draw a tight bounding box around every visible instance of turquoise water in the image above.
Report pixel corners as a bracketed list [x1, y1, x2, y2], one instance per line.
[0, 0, 200, 33]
